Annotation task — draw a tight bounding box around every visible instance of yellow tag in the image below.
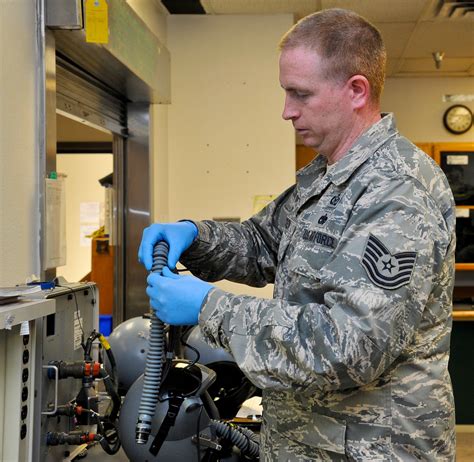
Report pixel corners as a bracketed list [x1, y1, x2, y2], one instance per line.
[85, 0, 109, 44]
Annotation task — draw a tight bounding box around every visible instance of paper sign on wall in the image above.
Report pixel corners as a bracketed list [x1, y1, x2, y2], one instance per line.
[104, 187, 115, 245]
[253, 195, 278, 214]
[44, 177, 67, 269]
[79, 202, 101, 247]
[80, 202, 100, 222]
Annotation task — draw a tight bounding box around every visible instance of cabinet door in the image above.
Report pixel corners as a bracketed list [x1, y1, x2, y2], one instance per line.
[414, 142, 433, 158]
[295, 145, 317, 170]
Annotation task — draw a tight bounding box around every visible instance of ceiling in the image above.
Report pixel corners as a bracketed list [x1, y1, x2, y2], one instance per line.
[57, 114, 112, 142]
[160, 0, 474, 77]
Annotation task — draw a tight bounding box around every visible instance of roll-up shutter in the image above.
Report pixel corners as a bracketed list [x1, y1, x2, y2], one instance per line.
[56, 54, 127, 135]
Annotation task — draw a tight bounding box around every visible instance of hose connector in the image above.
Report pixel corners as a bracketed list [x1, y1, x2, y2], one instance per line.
[135, 416, 152, 444]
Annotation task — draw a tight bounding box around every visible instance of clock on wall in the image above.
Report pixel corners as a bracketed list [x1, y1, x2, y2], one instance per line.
[443, 104, 473, 135]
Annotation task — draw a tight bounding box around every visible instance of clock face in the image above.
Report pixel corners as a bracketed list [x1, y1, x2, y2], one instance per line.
[443, 105, 473, 134]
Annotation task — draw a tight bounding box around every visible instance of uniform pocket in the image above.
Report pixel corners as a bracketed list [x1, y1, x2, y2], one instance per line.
[287, 227, 336, 280]
[283, 235, 335, 305]
[277, 412, 347, 455]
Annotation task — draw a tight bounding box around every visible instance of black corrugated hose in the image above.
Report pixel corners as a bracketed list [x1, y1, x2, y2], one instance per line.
[135, 241, 169, 444]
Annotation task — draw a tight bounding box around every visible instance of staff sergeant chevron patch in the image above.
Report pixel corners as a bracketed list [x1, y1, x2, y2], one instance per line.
[361, 234, 417, 290]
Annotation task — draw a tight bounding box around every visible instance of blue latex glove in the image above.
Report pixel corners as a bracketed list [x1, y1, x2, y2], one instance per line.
[146, 267, 213, 325]
[138, 221, 198, 271]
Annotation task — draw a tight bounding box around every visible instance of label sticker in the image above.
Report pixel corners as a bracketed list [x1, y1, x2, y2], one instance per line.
[20, 321, 30, 336]
[456, 208, 470, 218]
[73, 310, 83, 350]
[443, 94, 474, 103]
[447, 155, 468, 165]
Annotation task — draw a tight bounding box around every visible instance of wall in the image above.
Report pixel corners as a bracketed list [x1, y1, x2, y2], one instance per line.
[151, 104, 169, 222]
[126, 0, 168, 46]
[167, 14, 295, 297]
[126, 0, 170, 224]
[56, 114, 112, 142]
[0, 0, 40, 286]
[382, 77, 474, 142]
[56, 154, 113, 283]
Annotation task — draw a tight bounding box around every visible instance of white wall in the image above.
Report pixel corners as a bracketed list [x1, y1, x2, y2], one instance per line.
[126, 0, 168, 46]
[56, 154, 113, 283]
[382, 77, 474, 142]
[151, 104, 169, 222]
[167, 15, 295, 222]
[0, 0, 40, 286]
[126, 0, 170, 224]
[167, 15, 295, 297]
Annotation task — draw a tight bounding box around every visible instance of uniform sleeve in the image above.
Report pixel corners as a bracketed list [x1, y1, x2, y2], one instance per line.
[198, 178, 454, 394]
[180, 185, 296, 287]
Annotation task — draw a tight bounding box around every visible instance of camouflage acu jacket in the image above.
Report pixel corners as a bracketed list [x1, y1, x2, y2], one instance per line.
[181, 114, 456, 461]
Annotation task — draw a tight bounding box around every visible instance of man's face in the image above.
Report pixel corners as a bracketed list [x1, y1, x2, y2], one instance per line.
[279, 46, 352, 156]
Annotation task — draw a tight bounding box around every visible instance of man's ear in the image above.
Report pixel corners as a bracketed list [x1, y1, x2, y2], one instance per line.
[347, 74, 371, 110]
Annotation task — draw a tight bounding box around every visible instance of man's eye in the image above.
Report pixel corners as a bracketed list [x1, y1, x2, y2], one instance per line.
[294, 91, 309, 99]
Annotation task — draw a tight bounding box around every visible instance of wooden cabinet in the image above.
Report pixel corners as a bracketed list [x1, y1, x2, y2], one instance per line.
[296, 142, 437, 169]
[91, 237, 114, 315]
[414, 142, 433, 158]
[431, 143, 474, 273]
[295, 145, 317, 170]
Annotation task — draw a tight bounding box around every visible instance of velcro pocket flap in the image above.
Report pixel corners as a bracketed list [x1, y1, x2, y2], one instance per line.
[277, 412, 346, 455]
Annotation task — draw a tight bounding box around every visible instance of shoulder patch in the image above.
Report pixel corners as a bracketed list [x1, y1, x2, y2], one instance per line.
[361, 234, 417, 290]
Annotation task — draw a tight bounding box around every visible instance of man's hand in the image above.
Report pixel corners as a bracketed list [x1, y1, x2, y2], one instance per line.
[138, 221, 198, 270]
[146, 267, 213, 325]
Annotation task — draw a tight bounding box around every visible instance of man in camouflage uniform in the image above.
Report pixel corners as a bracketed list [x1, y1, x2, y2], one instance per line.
[140, 9, 456, 461]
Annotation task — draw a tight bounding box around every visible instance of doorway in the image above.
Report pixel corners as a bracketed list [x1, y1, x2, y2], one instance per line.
[55, 114, 114, 318]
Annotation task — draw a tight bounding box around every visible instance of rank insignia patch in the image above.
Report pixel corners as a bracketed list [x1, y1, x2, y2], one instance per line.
[362, 234, 417, 290]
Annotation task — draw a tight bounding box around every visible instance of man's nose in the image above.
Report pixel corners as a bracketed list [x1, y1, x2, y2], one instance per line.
[282, 96, 299, 121]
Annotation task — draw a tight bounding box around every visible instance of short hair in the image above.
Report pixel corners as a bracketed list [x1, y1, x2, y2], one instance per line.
[279, 9, 386, 104]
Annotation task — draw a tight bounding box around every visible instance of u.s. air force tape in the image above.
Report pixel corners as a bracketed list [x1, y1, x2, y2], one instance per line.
[302, 229, 337, 249]
[362, 234, 417, 290]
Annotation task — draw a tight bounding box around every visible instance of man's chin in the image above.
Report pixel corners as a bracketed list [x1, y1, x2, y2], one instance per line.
[301, 137, 318, 150]
[295, 130, 319, 149]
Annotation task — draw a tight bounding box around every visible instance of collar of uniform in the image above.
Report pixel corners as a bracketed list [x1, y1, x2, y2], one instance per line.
[326, 113, 398, 186]
[296, 151, 327, 194]
[294, 154, 332, 210]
